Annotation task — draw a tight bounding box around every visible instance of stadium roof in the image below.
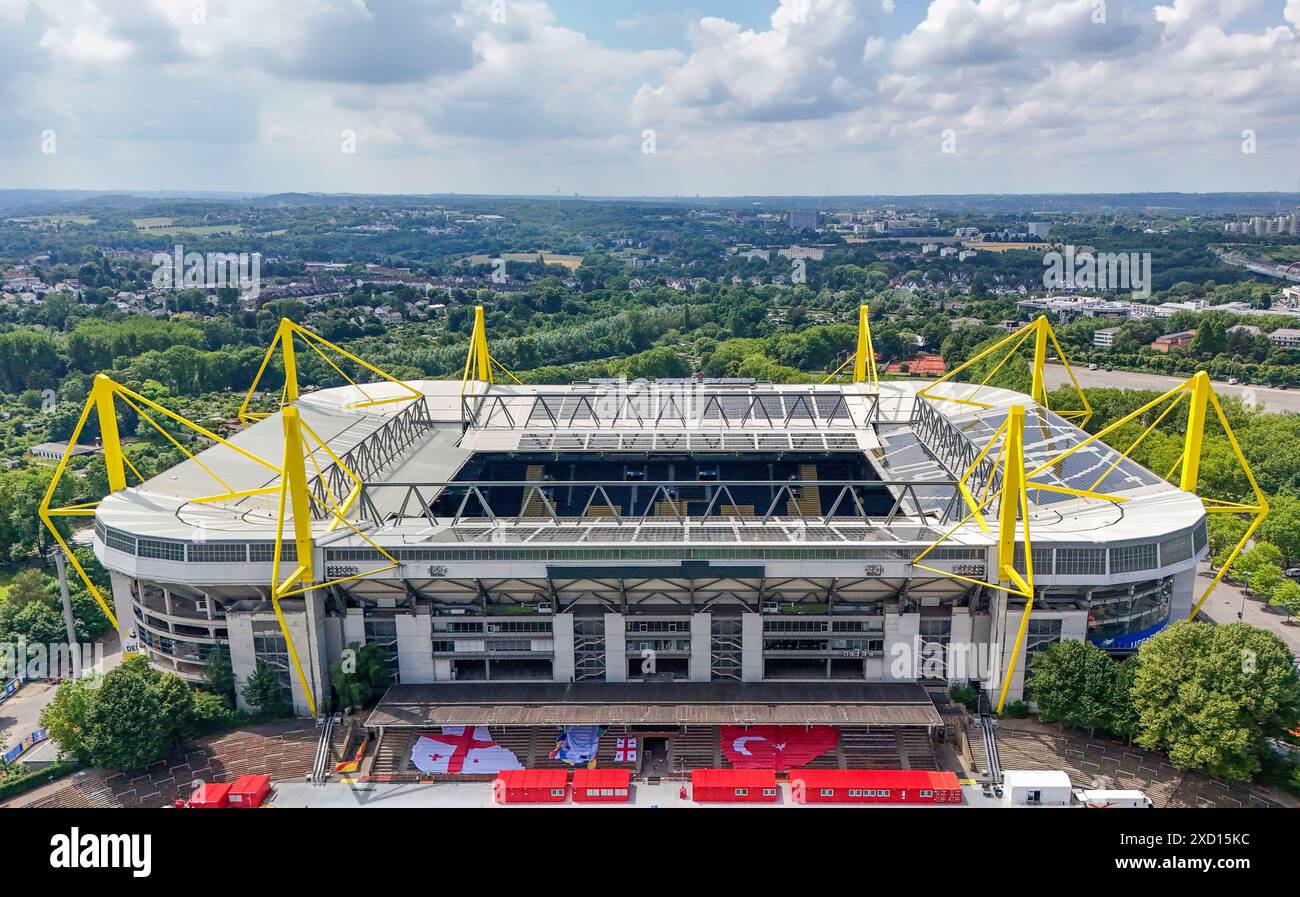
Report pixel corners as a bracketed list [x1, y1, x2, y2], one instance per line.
[366, 682, 944, 728]
[93, 377, 1206, 551]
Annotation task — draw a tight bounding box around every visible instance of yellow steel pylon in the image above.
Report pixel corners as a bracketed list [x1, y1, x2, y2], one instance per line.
[912, 405, 1037, 712]
[239, 318, 423, 426]
[918, 316, 1092, 425]
[822, 304, 879, 390]
[43, 372, 406, 714]
[461, 305, 521, 392]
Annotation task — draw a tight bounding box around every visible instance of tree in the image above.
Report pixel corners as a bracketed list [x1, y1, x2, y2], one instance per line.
[1132, 621, 1300, 780]
[242, 660, 292, 717]
[1259, 495, 1300, 566]
[1025, 640, 1117, 735]
[41, 655, 199, 771]
[330, 642, 389, 710]
[202, 644, 236, 704]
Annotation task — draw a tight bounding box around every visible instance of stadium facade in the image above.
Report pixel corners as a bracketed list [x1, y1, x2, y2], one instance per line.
[85, 340, 1210, 718]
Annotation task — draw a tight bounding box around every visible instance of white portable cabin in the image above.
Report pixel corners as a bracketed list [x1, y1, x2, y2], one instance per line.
[1075, 789, 1154, 808]
[1000, 770, 1073, 807]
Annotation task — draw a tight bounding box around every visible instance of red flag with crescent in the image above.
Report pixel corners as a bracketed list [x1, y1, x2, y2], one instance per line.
[720, 725, 839, 770]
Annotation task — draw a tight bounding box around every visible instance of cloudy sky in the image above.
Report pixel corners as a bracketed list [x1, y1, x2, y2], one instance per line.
[2, 0, 1299, 195]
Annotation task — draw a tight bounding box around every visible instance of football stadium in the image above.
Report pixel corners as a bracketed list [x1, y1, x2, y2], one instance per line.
[43, 307, 1262, 787]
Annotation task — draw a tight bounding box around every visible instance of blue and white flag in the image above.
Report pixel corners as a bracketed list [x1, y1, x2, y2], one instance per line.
[550, 726, 602, 765]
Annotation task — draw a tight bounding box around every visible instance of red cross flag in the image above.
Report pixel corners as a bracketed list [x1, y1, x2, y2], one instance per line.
[614, 737, 638, 763]
[410, 726, 523, 775]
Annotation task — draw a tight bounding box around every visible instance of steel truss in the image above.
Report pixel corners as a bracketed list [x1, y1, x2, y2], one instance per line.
[460, 389, 879, 430]
[352, 477, 963, 530]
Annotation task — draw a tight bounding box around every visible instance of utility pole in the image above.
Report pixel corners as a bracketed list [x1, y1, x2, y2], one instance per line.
[52, 549, 79, 647]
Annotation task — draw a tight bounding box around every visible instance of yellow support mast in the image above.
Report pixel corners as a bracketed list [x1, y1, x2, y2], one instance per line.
[240, 318, 422, 426]
[460, 305, 521, 392]
[993, 406, 1036, 713]
[917, 316, 1091, 425]
[822, 304, 879, 390]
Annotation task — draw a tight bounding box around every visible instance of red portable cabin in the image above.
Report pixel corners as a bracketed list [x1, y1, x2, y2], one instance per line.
[572, 767, 632, 803]
[494, 769, 569, 804]
[691, 769, 779, 803]
[228, 774, 272, 808]
[189, 782, 232, 809]
[789, 769, 963, 805]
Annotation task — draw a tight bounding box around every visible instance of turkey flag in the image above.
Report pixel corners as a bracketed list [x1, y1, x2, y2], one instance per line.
[720, 725, 839, 770]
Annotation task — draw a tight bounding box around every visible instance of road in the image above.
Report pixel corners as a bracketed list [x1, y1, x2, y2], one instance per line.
[1194, 565, 1300, 656]
[0, 633, 123, 760]
[1042, 364, 1300, 415]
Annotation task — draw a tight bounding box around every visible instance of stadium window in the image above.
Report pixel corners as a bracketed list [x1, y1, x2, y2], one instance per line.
[616, 789, 627, 796]
[865, 789, 875, 797]
[920, 790, 932, 798]
[1110, 543, 1157, 574]
[602, 788, 612, 797]
[880, 789, 890, 797]
[1056, 547, 1105, 576]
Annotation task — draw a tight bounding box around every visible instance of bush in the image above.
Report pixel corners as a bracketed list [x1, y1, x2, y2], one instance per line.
[949, 685, 978, 712]
[1001, 701, 1032, 719]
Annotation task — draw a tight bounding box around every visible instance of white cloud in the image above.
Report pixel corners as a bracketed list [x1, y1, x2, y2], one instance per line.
[0, 0, 1297, 194]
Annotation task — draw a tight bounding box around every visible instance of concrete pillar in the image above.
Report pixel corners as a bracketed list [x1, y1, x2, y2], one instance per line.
[689, 612, 711, 682]
[226, 612, 257, 714]
[741, 612, 763, 682]
[300, 591, 331, 716]
[884, 609, 919, 682]
[342, 607, 365, 647]
[108, 572, 138, 655]
[948, 606, 973, 684]
[604, 613, 626, 682]
[552, 613, 575, 682]
[396, 611, 435, 683]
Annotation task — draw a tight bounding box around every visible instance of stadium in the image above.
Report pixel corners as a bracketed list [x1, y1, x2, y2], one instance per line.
[46, 308, 1260, 784]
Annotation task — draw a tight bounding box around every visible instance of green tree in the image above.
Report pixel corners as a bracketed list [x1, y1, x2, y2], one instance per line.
[1025, 640, 1116, 735]
[242, 660, 292, 717]
[330, 642, 389, 709]
[202, 644, 236, 704]
[1132, 621, 1300, 780]
[1259, 495, 1300, 566]
[41, 656, 199, 771]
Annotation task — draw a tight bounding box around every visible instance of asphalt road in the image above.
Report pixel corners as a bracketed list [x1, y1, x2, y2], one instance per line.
[1041, 364, 1300, 415]
[1195, 565, 1300, 657]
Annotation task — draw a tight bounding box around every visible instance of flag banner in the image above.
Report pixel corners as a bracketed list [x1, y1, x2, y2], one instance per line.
[614, 737, 638, 763]
[550, 725, 602, 765]
[410, 726, 523, 775]
[720, 725, 839, 770]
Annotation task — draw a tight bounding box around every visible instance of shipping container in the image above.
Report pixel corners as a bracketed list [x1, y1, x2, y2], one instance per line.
[691, 768, 779, 803]
[572, 768, 632, 803]
[789, 769, 963, 805]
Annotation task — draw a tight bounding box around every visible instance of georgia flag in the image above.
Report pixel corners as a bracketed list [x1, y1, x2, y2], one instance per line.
[410, 726, 523, 775]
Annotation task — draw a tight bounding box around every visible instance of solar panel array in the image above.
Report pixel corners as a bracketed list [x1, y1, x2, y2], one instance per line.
[948, 405, 1163, 504]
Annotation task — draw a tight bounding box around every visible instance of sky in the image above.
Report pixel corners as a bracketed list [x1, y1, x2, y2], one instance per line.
[1, 0, 1299, 196]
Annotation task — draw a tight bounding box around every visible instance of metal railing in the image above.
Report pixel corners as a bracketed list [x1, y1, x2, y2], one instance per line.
[306, 396, 435, 517]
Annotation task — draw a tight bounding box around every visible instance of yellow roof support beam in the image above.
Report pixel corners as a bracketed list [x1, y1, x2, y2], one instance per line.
[460, 305, 522, 392]
[918, 316, 1092, 426]
[239, 318, 423, 426]
[822, 304, 879, 390]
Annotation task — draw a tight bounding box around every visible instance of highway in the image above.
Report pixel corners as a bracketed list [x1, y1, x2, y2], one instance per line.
[1041, 364, 1300, 415]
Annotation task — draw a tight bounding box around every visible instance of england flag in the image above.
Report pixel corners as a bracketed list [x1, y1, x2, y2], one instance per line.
[410, 726, 523, 775]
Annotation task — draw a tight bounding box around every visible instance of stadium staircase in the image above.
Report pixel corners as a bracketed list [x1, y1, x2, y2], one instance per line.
[521, 465, 547, 517]
[787, 465, 822, 517]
